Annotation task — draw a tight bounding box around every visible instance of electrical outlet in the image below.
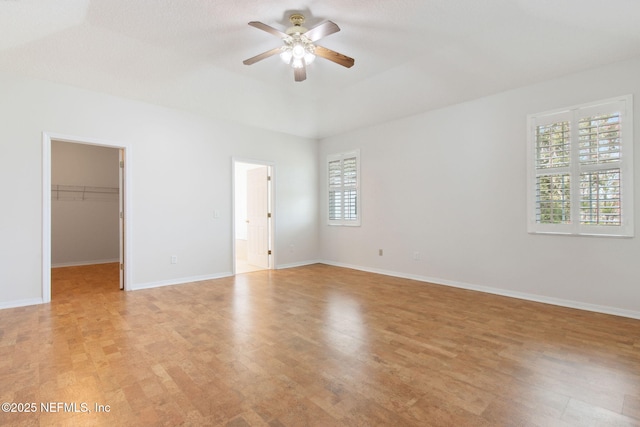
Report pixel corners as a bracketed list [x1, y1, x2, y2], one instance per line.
[413, 251, 420, 261]
[379, 249, 383, 256]
[171, 255, 178, 264]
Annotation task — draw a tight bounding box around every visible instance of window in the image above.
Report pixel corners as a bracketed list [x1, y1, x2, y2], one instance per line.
[527, 96, 634, 236]
[328, 150, 360, 226]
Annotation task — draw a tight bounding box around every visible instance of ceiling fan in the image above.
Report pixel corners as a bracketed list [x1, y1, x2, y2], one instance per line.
[242, 13, 355, 82]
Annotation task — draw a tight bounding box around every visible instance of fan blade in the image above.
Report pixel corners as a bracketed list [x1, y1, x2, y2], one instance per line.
[314, 45, 355, 68]
[248, 21, 287, 38]
[243, 47, 282, 65]
[294, 64, 307, 82]
[303, 21, 340, 42]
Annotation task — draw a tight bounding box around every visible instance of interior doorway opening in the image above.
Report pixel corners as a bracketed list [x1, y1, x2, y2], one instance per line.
[50, 141, 123, 296]
[42, 132, 131, 303]
[234, 161, 274, 274]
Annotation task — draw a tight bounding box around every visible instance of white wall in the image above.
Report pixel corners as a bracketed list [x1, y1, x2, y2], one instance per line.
[234, 163, 249, 241]
[51, 141, 120, 266]
[0, 71, 318, 307]
[319, 57, 640, 317]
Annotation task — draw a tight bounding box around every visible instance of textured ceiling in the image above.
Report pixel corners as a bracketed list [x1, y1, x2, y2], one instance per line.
[2, 0, 640, 139]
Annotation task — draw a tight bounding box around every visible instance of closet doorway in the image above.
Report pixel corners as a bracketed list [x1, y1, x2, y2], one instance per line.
[233, 160, 274, 274]
[42, 133, 131, 302]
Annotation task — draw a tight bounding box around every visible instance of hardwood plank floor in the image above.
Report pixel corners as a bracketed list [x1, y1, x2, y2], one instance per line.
[0, 263, 639, 426]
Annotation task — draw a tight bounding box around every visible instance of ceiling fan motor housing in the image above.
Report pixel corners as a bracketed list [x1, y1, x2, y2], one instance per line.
[289, 13, 306, 27]
[286, 14, 308, 35]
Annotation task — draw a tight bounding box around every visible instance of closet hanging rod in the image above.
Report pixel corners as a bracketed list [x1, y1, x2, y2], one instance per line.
[51, 185, 119, 201]
[51, 185, 119, 194]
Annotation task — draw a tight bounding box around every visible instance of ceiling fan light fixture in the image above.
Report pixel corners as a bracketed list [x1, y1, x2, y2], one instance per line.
[279, 49, 293, 64]
[280, 37, 315, 68]
[304, 52, 316, 65]
[292, 43, 306, 59]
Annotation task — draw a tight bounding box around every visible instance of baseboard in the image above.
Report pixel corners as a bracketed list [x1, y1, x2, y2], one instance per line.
[275, 259, 322, 270]
[52, 258, 119, 268]
[0, 298, 44, 310]
[319, 260, 640, 320]
[130, 272, 234, 291]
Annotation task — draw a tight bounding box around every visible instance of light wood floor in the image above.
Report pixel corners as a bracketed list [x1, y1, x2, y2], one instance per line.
[236, 259, 267, 274]
[0, 263, 639, 426]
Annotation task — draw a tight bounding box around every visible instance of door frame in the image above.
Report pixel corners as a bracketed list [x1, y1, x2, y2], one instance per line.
[232, 157, 275, 274]
[42, 132, 133, 302]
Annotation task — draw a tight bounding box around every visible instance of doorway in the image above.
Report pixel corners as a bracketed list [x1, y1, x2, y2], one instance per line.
[42, 133, 131, 303]
[233, 160, 274, 274]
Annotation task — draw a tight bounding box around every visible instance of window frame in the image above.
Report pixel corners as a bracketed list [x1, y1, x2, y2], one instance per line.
[527, 95, 634, 237]
[327, 149, 361, 226]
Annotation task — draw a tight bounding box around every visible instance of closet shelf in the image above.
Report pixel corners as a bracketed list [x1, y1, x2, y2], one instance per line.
[52, 185, 119, 201]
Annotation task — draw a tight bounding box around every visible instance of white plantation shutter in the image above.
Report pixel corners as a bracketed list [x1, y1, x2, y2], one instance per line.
[534, 117, 572, 224]
[579, 112, 621, 165]
[527, 96, 633, 236]
[536, 120, 571, 169]
[328, 150, 360, 226]
[577, 111, 623, 227]
[535, 174, 571, 224]
[328, 159, 343, 221]
[580, 169, 621, 225]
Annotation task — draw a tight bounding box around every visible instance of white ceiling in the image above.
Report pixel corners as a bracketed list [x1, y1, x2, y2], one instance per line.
[2, 0, 640, 139]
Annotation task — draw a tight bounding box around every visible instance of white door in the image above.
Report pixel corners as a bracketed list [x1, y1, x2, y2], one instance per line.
[246, 166, 270, 269]
[118, 149, 125, 290]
